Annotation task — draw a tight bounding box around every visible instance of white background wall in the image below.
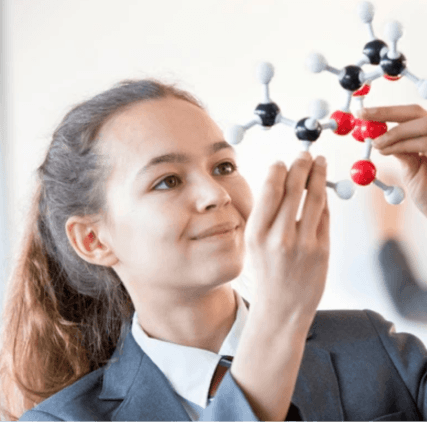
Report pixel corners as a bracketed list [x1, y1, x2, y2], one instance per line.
[3, 0, 427, 341]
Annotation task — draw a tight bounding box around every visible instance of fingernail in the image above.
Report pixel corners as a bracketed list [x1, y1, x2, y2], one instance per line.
[315, 155, 327, 166]
[275, 160, 286, 167]
[298, 151, 311, 160]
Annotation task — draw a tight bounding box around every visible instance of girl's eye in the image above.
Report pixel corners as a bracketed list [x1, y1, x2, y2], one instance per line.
[154, 162, 237, 190]
[154, 175, 178, 190]
[214, 161, 237, 175]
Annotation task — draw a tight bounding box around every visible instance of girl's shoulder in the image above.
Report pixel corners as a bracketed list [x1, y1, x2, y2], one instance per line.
[311, 308, 427, 360]
[19, 366, 114, 421]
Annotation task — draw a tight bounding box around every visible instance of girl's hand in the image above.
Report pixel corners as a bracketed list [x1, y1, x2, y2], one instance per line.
[245, 152, 330, 328]
[231, 152, 329, 420]
[358, 105, 427, 218]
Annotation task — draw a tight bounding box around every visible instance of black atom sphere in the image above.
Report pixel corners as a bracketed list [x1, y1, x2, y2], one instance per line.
[339, 66, 363, 91]
[254, 102, 280, 127]
[380, 52, 407, 77]
[295, 118, 322, 142]
[363, 39, 388, 65]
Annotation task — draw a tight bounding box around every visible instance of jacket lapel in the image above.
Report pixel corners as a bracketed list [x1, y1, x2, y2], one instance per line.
[291, 339, 344, 421]
[99, 299, 343, 421]
[99, 325, 190, 421]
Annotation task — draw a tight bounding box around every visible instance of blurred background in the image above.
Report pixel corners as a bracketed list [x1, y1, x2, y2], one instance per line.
[1, 0, 427, 341]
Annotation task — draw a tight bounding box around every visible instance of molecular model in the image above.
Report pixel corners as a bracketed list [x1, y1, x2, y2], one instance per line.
[225, 62, 356, 200]
[225, 1, 427, 204]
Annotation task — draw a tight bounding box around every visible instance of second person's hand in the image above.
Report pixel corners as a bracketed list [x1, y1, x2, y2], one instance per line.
[357, 105, 427, 218]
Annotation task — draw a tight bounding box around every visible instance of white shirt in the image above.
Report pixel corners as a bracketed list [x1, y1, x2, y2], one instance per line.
[131, 290, 249, 420]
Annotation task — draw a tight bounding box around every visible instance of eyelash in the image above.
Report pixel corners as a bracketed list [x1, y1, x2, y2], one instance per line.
[153, 161, 238, 191]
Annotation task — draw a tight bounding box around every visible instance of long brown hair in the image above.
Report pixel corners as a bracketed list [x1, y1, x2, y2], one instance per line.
[0, 79, 203, 420]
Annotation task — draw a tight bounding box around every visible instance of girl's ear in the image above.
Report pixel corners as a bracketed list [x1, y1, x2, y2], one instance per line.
[65, 217, 119, 267]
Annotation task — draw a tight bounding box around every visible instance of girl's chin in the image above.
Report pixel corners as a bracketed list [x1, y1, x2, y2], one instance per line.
[201, 259, 244, 285]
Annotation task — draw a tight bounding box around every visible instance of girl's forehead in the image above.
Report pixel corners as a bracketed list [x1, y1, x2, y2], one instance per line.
[100, 97, 222, 154]
[105, 97, 204, 124]
[98, 97, 225, 179]
[105, 98, 203, 131]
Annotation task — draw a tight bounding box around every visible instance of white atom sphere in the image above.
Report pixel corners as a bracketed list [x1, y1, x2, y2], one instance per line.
[309, 99, 329, 120]
[335, 180, 356, 200]
[357, 1, 374, 23]
[384, 21, 403, 42]
[224, 125, 245, 145]
[301, 141, 312, 152]
[385, 186, 405, 205]
[380, 46, 389, 58]
[256, 62, 274, 84]
[417, 80, 427, 99]
[306, 53, 328, 73]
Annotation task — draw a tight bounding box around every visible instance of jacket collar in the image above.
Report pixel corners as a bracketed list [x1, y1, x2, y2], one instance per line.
[99, 298, 340, 420]
[99, 322, 190, 421]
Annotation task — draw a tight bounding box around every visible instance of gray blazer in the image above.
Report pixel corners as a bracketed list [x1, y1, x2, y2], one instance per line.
[19, 309, 427, 421]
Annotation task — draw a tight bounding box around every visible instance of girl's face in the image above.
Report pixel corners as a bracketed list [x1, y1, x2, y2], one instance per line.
[98, 97, 253, 295]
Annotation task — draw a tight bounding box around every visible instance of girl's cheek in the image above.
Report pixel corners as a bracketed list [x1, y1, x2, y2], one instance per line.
[244, 192, 254, 221]
[233, 178, 254, 221]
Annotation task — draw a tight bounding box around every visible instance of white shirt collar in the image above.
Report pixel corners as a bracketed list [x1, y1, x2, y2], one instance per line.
[131, 290, 248, 408]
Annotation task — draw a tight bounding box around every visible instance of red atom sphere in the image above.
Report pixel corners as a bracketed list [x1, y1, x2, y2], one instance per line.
[352, 119, 365, 142]
[353, 84, 371, 97]
[331, 110, 355, 135]
[360, 119, 387, 140]
[384, 74, 402, 81]
[351, 160, 376, 186]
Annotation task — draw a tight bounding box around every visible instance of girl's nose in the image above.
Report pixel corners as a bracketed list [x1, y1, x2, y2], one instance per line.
[193, 176, 232, 212]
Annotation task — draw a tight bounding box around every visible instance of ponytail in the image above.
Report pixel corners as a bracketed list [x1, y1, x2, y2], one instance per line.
[0, 79, 202, 419]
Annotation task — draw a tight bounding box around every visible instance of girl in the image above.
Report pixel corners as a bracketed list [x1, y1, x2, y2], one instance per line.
[1, 79, 427, 421]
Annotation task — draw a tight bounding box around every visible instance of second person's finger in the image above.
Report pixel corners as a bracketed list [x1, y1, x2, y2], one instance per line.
[379, 136, 427, 155]
[357, 104, 427, 123]
[374, 117, 427, 149]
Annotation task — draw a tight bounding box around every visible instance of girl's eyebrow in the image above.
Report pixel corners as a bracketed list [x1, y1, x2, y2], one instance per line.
[133, 141, 235, 182]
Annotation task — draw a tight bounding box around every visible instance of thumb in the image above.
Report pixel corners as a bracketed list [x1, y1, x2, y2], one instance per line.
[393, 152, 421, 181]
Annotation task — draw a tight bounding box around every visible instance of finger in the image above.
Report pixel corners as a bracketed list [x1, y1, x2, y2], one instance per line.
[357, 104, 427, 123]
[270, 152, 313, 240]
[374, 117, 427, 149]
[246, 161, 288, 240]
[379, 136, 427, 155]
[316, 193, 330, 245]
[393, 152, 422, 181]
[298, 156, 327, 241]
